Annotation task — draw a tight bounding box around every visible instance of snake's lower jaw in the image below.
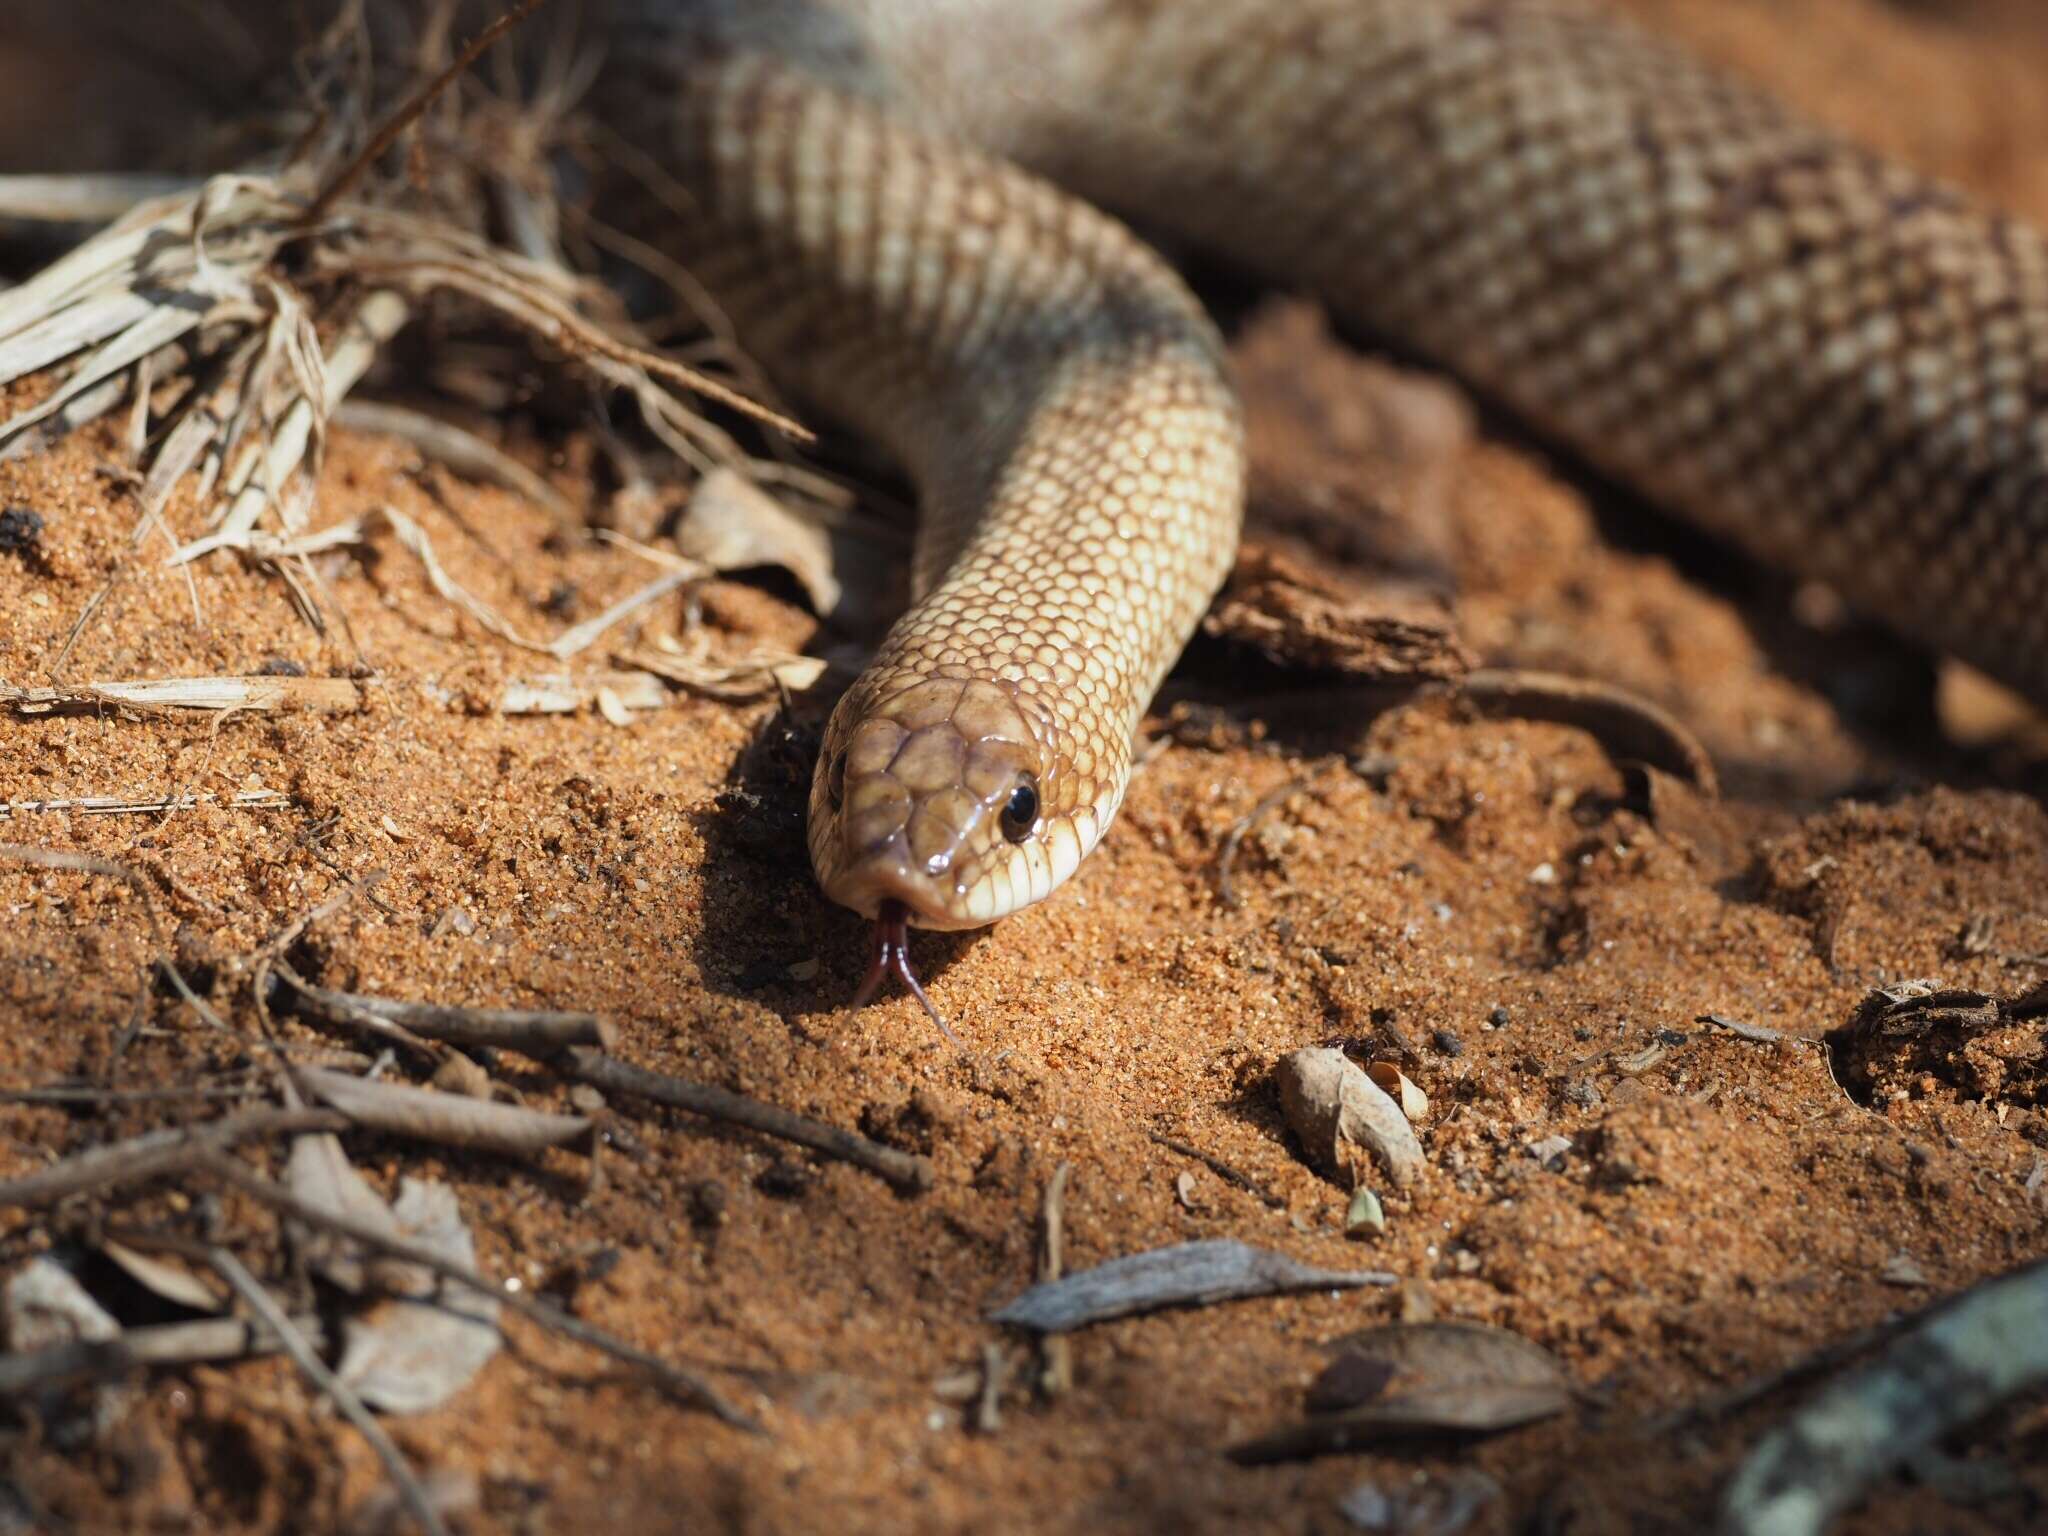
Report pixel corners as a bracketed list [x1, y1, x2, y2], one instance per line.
[815, 857, 994, 932]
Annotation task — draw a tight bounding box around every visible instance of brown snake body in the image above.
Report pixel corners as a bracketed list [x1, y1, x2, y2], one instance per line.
[615, 0, 2048, 983]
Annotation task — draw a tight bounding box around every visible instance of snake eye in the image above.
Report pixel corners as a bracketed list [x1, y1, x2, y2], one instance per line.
[998, 778, 1039, 843]
[824, 750, 846, 811]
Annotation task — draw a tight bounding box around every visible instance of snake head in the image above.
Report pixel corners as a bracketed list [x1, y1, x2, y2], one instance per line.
[807, 672, 1089, 930]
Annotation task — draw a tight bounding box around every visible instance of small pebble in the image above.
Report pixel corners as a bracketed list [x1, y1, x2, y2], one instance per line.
[568, 1084, 607, 1114]
[755, 1160, 812, 1199]
[1488, 1005, 1512, 1028]
[0, 506, 43, 553]
[688, 1180, 729, 1229]
[1430, 1028, 1464, 1057]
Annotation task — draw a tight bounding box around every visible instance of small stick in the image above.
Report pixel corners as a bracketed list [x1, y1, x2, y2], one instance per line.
[0, 1312, 326, 1399]
[975, 1342, 1007, 1434]
[291, 982, 615, 1053]
[0, 1107, 346, 1210]
[294, 1066, 590, 1159]
[195, 1153, 763, 1433]
[206, 1245, 447, 1536]
[1038, 1163, 1074, 1397]
[0, 1083, 257, 1107]
[560, 1048, 933, 1193]
[272, 965, 450, 1065]
[1148, 1133, 1284, 1209]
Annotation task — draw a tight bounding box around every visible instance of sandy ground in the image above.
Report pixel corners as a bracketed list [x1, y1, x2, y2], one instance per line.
[3, 1, 2047, 1532]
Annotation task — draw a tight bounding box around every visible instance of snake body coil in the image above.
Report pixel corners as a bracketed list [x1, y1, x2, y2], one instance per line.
[624, 0, 2048, 947]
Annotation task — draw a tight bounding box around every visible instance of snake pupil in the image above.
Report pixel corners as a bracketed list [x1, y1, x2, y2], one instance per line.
[999, 780, 1039, 843]
[825, 751, 846, 811]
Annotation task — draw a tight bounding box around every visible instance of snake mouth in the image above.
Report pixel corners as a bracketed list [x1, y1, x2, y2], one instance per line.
[819, 853, 995, 931]
[849, 899, 963, 1044]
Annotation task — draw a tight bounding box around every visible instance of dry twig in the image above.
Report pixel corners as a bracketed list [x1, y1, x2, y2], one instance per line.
[0, 1107, 347, 1210]
[288, 983, 614, 1053]
[206, 1244, 448, 1536]
[1037, 1163, 1075, 1397]
[560, 1048, 933, 1192]
[195, 1152, 762, 1432]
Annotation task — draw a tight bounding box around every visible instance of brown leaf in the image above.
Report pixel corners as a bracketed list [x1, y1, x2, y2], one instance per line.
[673, 468, 838, 614]
[1231, 1321, 1571, 1463]
[1307, 1351, 1397, 1413]
[1463, 668, 1718, 794]
[1364, 1061, 1429, 1122]
[1277, 1047, 1425, 1190]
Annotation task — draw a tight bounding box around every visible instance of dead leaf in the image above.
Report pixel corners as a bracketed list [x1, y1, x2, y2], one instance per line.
[1364, 1061, 1429, 1122]
[1463, 669, 1718, 795]
[1230, 1321, 1571, 1463]
[335, 1179, 501, 1415]
[674, 467, 839, 614]
[1277, 1047, 1425, 1189]
[989, 1239, 1395, 1334]
[621, 640, 827, 701]
[5, 1256, 119, 1355]
[98, 1240, 227, 1314]
[4, 1254, 131, 1435]
[285, 1132, 407, 1294]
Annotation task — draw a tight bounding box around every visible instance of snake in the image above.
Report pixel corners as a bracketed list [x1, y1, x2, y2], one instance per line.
[612, 0, 2048, 1023]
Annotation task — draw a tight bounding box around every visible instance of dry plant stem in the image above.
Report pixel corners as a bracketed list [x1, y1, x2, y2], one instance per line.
[0, 790, 288, 819]
[1148, 1132, 1284, 1208]
[0, 1108, 348, 1210]
[975, 1342, 1006, 1434]
[0, 1312, 327, 1399]
[0, 173, 201, 223]
[560, 1047, 934, 1192]
[299, 0, 560, 227]
[287, 982, 614, 1053]
[205, 1245, 448, 1536]
[343, 252, 809, 440]
[2, 677, 367, 716]
[1216, 779, 1307, 910]
[273, 965, 450, 1064]
[1038, 1163, 1074, 1397]
[195, 1152, 764, 1433]
[294, 1065, 591, 1158]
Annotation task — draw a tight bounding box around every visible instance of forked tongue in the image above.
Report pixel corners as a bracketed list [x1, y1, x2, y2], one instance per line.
[850, 898, 963, 1045]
